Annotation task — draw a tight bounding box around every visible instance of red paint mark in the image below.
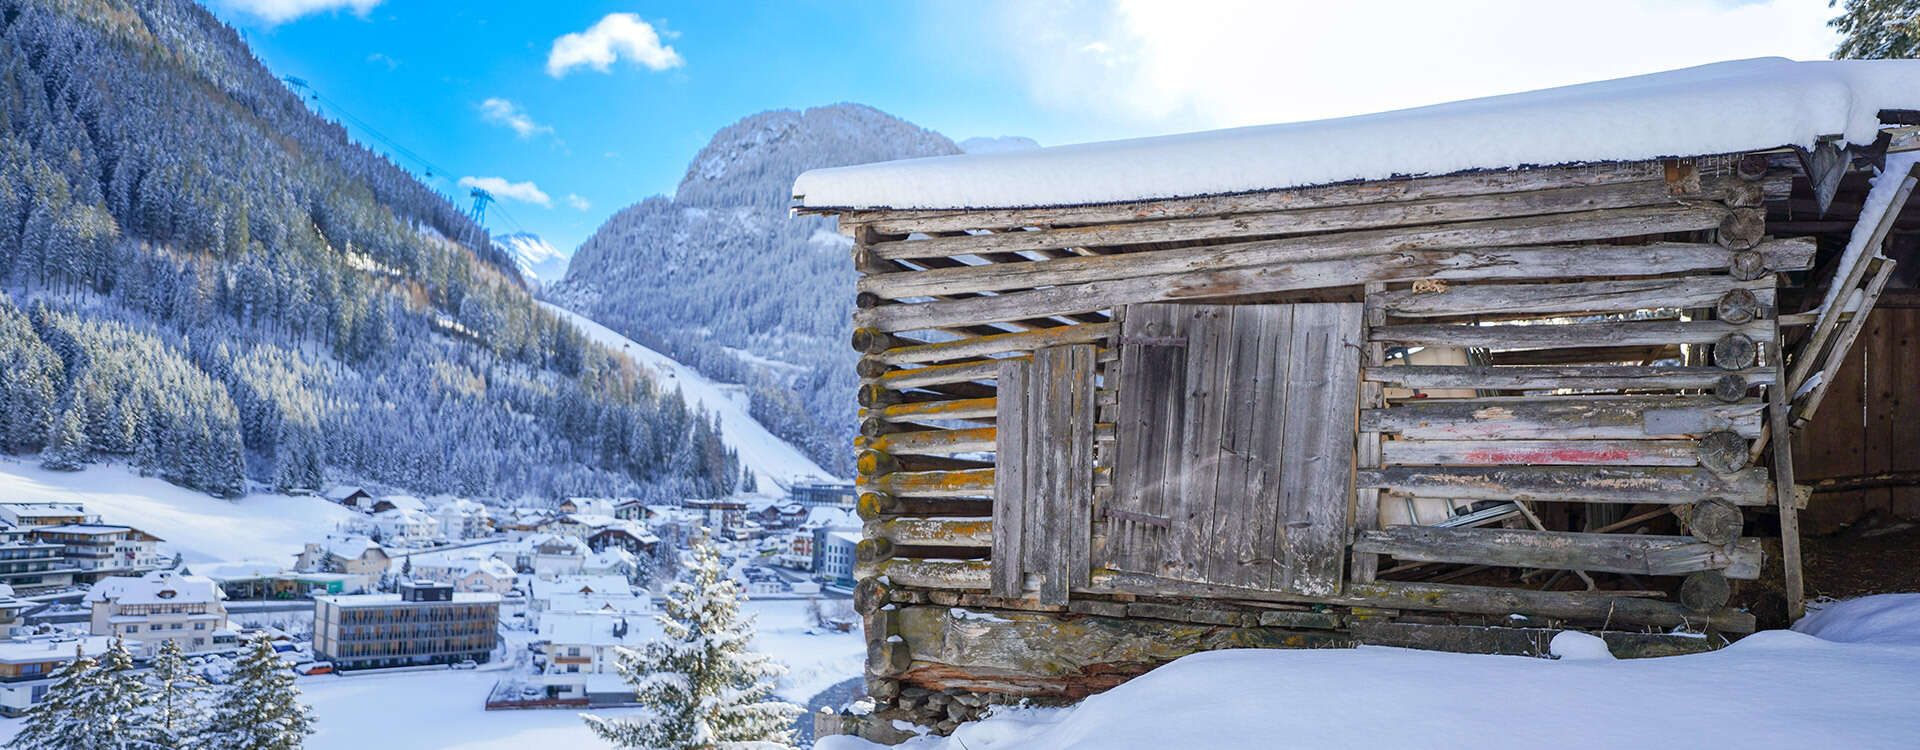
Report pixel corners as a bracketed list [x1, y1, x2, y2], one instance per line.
[1463, 448, 1636, 464]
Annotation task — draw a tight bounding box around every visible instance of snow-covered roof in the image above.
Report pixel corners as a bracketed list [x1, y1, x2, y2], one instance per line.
[36, 523, 160, 540]
[315, 591, 502, 607]
[793, 58, 1920, 210]
[538, 612, 658, 648]
[0, 636, 113, 663]
[826, 530, 863, 545]
[311, 534, 383, 560]
[374, 495, 427, 512]
[529, 575, 633, 601]
[321, 485, 368, 501]
[802, 506, 858, 529]
[85, 570, 223, 606]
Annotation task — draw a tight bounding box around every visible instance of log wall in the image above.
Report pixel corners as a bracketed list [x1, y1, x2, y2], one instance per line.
[837, 155, 1810, 724]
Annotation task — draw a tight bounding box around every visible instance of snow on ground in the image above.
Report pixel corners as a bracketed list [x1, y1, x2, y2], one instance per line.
[543, 302, 832, 491]
[823, 595, 1920, 750]
[1794, 594, 1920, 647]
[795, 58, 1920, 210]
[750, 599, 868, 702]
[0, 457, 361, 570]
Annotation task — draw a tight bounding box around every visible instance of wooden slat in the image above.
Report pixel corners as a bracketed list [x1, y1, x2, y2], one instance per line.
[1374, 276, 1775, 318]
[1107, 305, 1190, 576]
[875, 359, 1002, 390]
[861, 205, 1729, 296]
[1382, 439, 1699, 467]
[1370, 319, 1774, 350]
[865, 180, 1744, 259]
[856, 239, 1814, 333]
[1278, 303, 1362, 596]
[1175, 306, 1233, 583]
[992, 360, 1028, 598]
[876, 322, 1114, 366]
[1362, 395, 1765, 439]
[1354, 526, 1765, 578]
[835, 158, 1755, 235]
[1365, 365, 1774, 391]
[1356, 466, 1772, 505]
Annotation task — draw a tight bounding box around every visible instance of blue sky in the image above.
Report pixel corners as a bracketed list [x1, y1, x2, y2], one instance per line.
[209, 0, 1840, 254]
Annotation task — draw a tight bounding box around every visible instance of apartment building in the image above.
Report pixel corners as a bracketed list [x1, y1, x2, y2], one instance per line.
[0, 527, 76, 592]
[0, 636, 114, 717]
[312, 580, 500, 670]
[33, 524, 164, 582]
[86, 570, 231, 657]
[0, 503, 90, 529]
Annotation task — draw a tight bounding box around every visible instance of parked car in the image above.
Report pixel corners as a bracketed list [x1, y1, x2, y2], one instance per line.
[450, 659, 478, 670]
[292, 661, 334, 676]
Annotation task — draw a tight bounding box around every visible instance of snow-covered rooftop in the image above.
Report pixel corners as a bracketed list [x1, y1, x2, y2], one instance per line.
[85, 570, 222, 606]
[315, 591, 502, 607]
[0, 636, 113, 663]
[538, 612, 659, 648]
[793, 58, 1920, 210]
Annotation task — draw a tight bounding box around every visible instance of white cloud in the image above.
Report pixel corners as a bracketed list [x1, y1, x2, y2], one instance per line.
[217, 0, 381, 25]
[478, 98, 553, 139]
[365, 52, 398, 70]
[458, 176, 551, 207]
[985, 0, 1841, 132]
[547, 13, 684, 78]
[564, 194, 592, 211]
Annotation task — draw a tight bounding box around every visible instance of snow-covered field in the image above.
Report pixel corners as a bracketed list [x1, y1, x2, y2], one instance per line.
[543, 302, 832, 491]
[0, 457, 362, 570]
[823, 595, 1920, 750]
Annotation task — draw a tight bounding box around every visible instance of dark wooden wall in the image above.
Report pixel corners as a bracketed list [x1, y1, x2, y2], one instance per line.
[1796, 294, 1920, 534]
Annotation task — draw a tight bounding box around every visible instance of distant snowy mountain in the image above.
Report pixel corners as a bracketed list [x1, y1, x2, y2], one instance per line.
[960, 135, 1042, 153]
[548, 104, 961, 476]
[494, 231, 570, 286]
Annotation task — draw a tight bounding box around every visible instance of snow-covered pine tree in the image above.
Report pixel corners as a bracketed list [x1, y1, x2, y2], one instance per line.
[7, 639, 145, 750]
[39, 402, 88, 471]
[582, 536, 800, 750]
[144, 639, 213, 749]
[205, 634, 315, 750]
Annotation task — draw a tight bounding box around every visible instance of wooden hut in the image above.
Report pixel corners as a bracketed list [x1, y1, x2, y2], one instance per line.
[792, 59, 1920, 740]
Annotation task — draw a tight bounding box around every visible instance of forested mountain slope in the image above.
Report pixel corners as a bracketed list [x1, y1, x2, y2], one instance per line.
[0, 0, 738, 500]
[548, 105, 960, 474]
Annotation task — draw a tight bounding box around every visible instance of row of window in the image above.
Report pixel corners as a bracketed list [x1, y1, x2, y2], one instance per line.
[119, 621, 210, 634]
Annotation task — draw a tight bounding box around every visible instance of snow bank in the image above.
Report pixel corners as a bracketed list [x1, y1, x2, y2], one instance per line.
[822, 613, 1920, 750]
[0, 458, 362, 570]
[794, 58, 1920, 210]
[1795, 594, 1920, 647]
[542, 302, 833, 491]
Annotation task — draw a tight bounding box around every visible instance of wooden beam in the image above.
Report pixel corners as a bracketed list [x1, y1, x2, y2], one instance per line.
[1381, 439, 1699, 467]
[1769, 356, 1805, 622]
[1353, 526, 1765, 578]
[1356, 465, 1772, 505]
[867, 518, 994, 548]
[868, 427, 997, 457]
[864, 180, 1752, 260]
[834, 158, 1761, 234]
[875, 322, 1114, 366]
[1362, 395, 1765, 440]
[1371, 319, 1774, 351]
[864, 469, 996, 498]
[1373, 276, 1775, 318]
[1366, 365, 1772, 392]
[871, 397, 999, 424]
[862, 205, 1730, 297]
[856, 239, 1814, 332]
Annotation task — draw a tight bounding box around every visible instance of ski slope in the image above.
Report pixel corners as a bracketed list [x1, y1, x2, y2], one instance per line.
[0, 458, 363, 570]
[542, 302, 833, 491]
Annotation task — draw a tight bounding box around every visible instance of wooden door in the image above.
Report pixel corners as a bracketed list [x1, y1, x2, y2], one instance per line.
[1107, 303, 1363, 597]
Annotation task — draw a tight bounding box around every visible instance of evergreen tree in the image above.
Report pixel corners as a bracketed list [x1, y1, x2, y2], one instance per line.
[39, 402, 89, 471]
[7, 639, 145, 750]
[205, 635, 315, 750]
[582, 537, 799, 750]
[1831, 0, 1920, 59]
[143, 639, 213, 749]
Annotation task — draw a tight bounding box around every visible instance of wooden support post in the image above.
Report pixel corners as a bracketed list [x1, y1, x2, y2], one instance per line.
[1768, 355, 1805, 621]
[1351, 283, 1386, 584]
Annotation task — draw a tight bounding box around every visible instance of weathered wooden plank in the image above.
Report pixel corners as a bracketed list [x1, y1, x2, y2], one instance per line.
[1365, 365, 1774, 392]
[1354, 526, 1765, 578]
[1356, 465, 1772, 505]
[867, 469, 996, 498]
[991, 359, 1029, 599]
[869, 518, 995, 548]
[876, 322, 1114, 366]
[1373, 275, 1775, 318]
[862, 205, 1729, 297]
[856, 239, 1815, 332]
[1207, 306, 1269, 587]
[865, 180, 1747, 259]
[1175, 306, 1234, 583]
[1108, 305, 1189, 576]
[1277, 303, 1361, 596]
[1362, 395, 1765, 439]
[873, 397, 998, 424]
[1382, 439, 1700, 467]
[1770, 356, 1806, 621]
[835, 159, 1763, 234]
[870, 427, 996, 457]
[1370, 319, 1775, 350]
[874, 359, 1002, 390]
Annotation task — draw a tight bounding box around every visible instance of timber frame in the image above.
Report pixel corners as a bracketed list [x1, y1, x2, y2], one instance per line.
[802, 118, 1920, 738]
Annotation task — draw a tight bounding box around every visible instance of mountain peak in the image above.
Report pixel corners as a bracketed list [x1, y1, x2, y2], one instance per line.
[674, 103, 960, 211]
[494, 232, 569, 286]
